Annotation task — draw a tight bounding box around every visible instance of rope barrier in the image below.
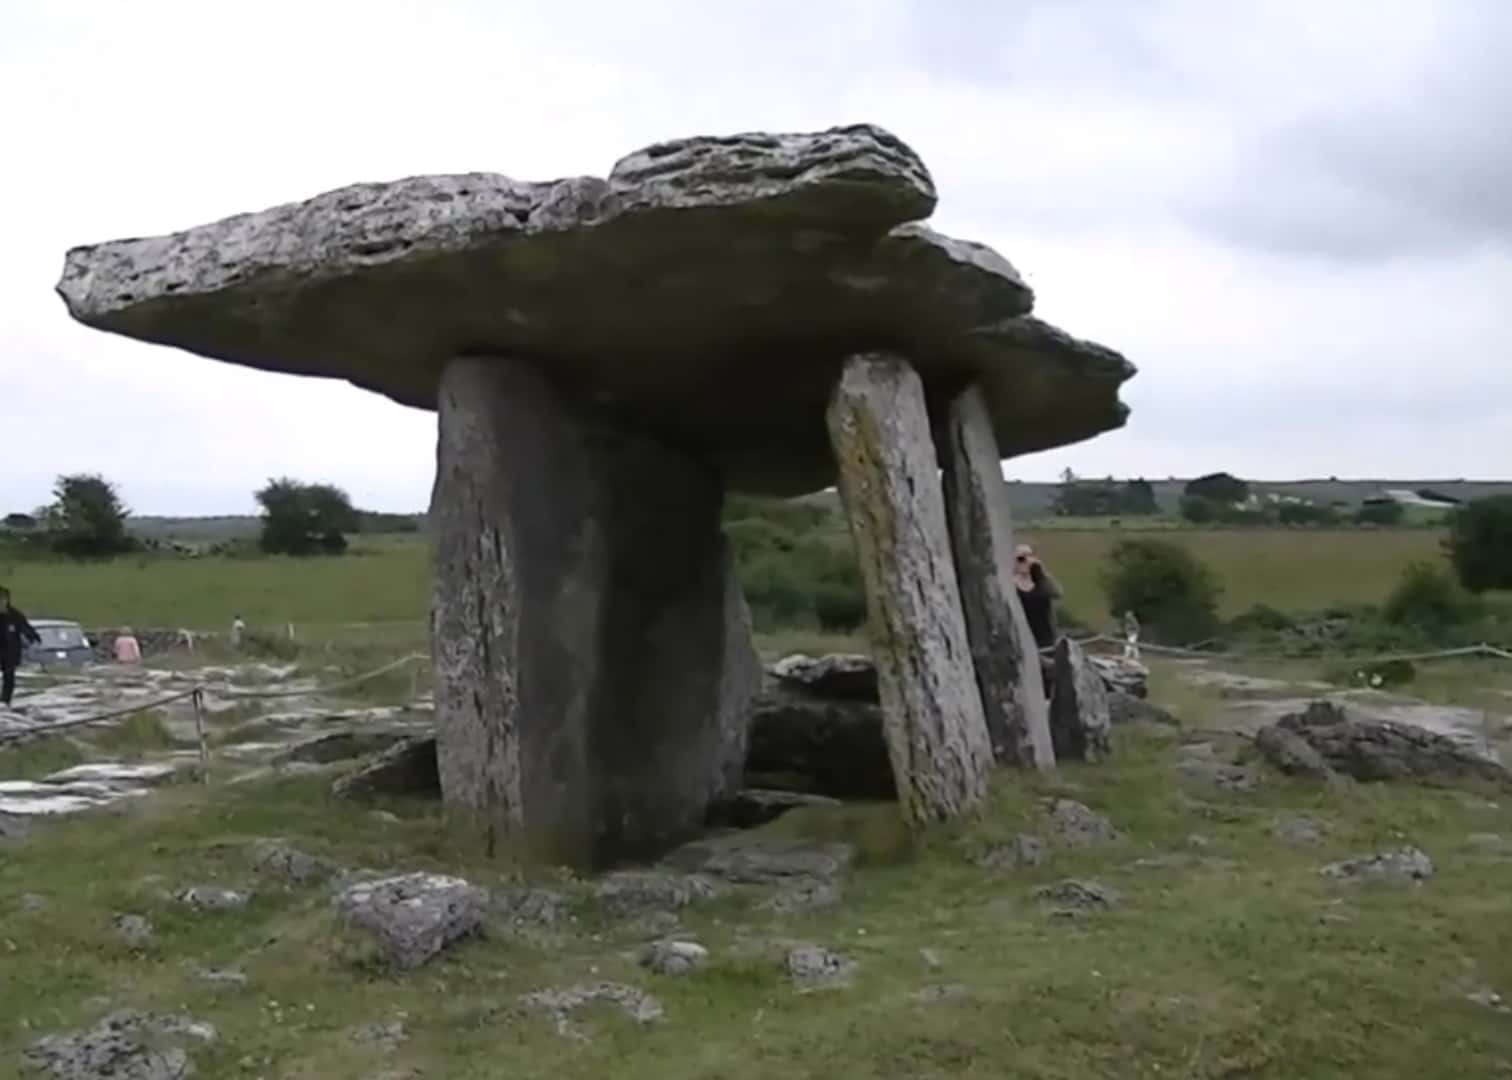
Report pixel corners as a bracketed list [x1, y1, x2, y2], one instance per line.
[0, 654, 430, 747]
[1067, 634, 1512, 666]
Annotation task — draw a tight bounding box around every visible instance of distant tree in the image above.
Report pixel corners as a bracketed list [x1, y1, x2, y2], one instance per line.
[1277, 501, 1339, 526]
[1355, 501, 1405, 527]
[1383, 562, 1481, 630]
[256, 478, 359, 556]
[1122, 478, 1159, 515]
[45, 474, 134, 558]
[1446, 496, 1512, 593]
[1179, 495, 1220, 524]
[2, 513, 36, 530]
[1183, 472, 1250, 505]
[1100, 538, 1222, 644]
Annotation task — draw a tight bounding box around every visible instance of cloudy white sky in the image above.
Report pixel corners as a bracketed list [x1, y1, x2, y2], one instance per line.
[3, 0, 1508, 514]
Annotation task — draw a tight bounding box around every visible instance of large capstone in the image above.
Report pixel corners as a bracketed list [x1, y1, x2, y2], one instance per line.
[826, 354, 994, 824]
[56, 125, 1131, 498]
[431, 356, 759, 867]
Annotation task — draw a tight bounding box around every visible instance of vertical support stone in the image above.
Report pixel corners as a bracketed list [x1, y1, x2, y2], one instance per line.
[825, 353, 994, 825]
[939, 384, 1056, 770]
[430, 356, 758, 869]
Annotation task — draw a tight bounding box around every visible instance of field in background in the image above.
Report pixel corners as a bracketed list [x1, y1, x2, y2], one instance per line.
[2, 528, 1448, 634]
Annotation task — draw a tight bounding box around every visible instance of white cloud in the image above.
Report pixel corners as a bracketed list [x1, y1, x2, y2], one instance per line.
[1, 0, 1506, 513]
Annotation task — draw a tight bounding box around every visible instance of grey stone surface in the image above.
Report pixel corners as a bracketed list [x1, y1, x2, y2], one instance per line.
[1045, 798, 1121, 847]
[1108, 691, 1176, 727]
[785, 945, 857, 990]
[1176, 757, 1262, 793]
[827, 354, 994, 825]
[250, 839, 339, 886]
[192, 968, 248, 988]
[431, 356, 757, 868]
[334, 872, 487, 969]
[1254, 722, 1340, 782]
[939, 383, 1054, 769]
[665, 837, 855, 886]
[173, 886, 251, 913]
[273, 729, 411, 766]
[594, 871, 720, 917]
[1033, 879, 1123, 914]
[19, 892, 50, 913]
[1320, 846, 1434, 885]
[1266, 701, 1510, 789]
[745, 689, 895, 799]
[1049, 637, 1112, 763]
[351, 1019, 409, 1052]
[112, 913, 156, 949]
[759, 878, 845, 915]
[519, 982, 664, 1039]
[706, 788, 844, 829]
[974, 833, 1047, 871]
[22, 1009, 216, 1080]
[489, 887, 575, 932]
[638, 939, 709, 975]
[330, 735, 439, 801]
[57, 125, 1131, 497]
[1089, 655, 1150, 698]
[768, 654, 878, 701]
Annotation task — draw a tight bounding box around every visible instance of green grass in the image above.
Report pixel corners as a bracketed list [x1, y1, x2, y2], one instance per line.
[2, 529, 1451, 641]
[0, 734, 85, 780]
[5, 693, 1512, 1077]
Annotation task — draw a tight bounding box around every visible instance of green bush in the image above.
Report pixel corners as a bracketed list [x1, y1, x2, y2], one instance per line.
[1447, 496, 1512, 593]
[723, 495, 864, 632]
[1099, 539, 1223, 644]
[1178, 495, 1219, 524]
[1382, 561, 1481, 630]
[1355, 501, 1405, 526]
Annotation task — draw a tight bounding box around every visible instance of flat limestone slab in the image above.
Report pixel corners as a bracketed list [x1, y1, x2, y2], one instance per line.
[57, 124, 1132, 495]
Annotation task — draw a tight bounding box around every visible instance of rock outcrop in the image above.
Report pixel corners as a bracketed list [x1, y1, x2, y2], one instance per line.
[334, 872, 487, 969]
[1048, 638, 1112, 762]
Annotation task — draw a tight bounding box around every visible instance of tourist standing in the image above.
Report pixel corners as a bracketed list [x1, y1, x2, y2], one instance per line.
[1122, 610, 1141, 660]
[114, 627, 143, 665]
[0, 587, 41, 707]
[230, 614, 245, 649]
[1012, 544, 1062, 651]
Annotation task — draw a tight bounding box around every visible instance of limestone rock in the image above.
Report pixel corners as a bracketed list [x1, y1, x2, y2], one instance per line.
[19, 893, 49, 913]
[1088, 655, 1149, 698]
[519, 982, 663, 1039]
[330, 735, 439, 801]
[57, 125, 1132, 497]
[638, 940, 709, 975]
[1176, 757, 1261, 793]
[22, 1010, 216, 1080]
[706, 788, 844, 829]
[351, 1019, 409, 1052]
[489, 887, 575, 933]
[665, 837, 855, 886]
[1267, 701, 1510, 789]
[112, 913, 156, 949]
[827, 354, 995, 824]
[1033, 879, 1123, 915]
[1108, 692, 1176, 727]
[974, 833, 1047, 871]
[1049, 637, 1112, 763]
[745, 689, 894, 799]
[1045, 798, 1121, 847]
[431, 357, 757, 868]
[333, 872, 487, 969]
[173, 886, 251, 913]
[769, 653, 878, 701]
[192, 968, 248, 988]
[273, 729, 412, 766]
[1254, 723, 1340, 782]
[594, 872, 719, 918]
[759, 878, 844, 915]
[250, 839, 339, 886]
[785, 945, 857, 990]
[939, 383, 1054, 768]
[1320, 847, 1433, 885]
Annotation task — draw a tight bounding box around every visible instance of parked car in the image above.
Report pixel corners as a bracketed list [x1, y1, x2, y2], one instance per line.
[24, 619, 94, 668]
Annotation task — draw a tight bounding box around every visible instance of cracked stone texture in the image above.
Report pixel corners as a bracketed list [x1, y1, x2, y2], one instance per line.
[333, 872, 487, 969]
[1320, 847, 1434, 885]
[57, 124, 1132, 497]
[22, 1009, 217, 1080]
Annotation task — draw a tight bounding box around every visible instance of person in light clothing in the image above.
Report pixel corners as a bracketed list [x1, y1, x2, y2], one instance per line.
[114, 627, 142, 664]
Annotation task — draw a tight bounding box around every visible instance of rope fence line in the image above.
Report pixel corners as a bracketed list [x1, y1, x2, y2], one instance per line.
[1064, 634, 1512, 666]
[0, 653, 431, 749]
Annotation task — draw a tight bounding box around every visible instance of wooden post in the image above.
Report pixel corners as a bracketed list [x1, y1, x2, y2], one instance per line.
[192, 689, 210, 786]
[939, 383, 1055, 769]
[825, 353, 994, 825]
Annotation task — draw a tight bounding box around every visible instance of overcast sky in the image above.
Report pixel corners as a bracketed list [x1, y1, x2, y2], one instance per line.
[3, 0, 1507, 514]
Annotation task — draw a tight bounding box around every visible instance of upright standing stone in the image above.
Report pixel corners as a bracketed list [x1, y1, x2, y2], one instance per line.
[1049, 637, 1113, 762]
[825, 354, 994, 824]
[939, 384, 1055, 769]
[431, 356, 758, 868]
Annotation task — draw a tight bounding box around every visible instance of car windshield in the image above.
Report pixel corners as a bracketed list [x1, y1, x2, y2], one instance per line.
[37, 626, 84, 648]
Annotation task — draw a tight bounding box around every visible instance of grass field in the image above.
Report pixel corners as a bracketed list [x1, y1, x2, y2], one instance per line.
[1, 528, 1448, 636]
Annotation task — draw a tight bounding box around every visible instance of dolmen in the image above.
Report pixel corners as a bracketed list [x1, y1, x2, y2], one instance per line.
[57, 123, 1134, 869]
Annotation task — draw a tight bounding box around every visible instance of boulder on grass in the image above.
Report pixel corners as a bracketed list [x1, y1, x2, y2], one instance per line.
[333, 872, 486, 969]
[745, 689, 895, 798]
[331, 736, 439, 800]
[1048, 638, 1112, 762]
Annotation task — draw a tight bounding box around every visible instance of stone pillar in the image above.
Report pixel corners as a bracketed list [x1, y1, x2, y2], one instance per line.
[939, 384, 1056, 770]
[825, 353, 994, 824]
[430, 356, 759, 869]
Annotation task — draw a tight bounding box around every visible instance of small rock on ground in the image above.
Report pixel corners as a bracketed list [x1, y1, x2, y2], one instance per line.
[250, 839, 339, 886]
[22, 1009, 217, 1080]
[519, 983, 664, 1040]
[1033, 879, 1123, 915]
[334, 872, 487, 970]
[112, 914, 156, 949]
[638, 940, 709, 975]
[920, 948, 944, 971]
[974, 833, 1046, 871]
[1044, 799, 1121, 846]
[490, 887, 574, 932]
[1176, 757, 1261, 793]
[1271, 814, 1327, 846]
[351, 1018, 409, 1052]
[759, 878, 843, 914]
[1320, 846, 1433, 885]
[594, 871, 719, 917]
[192, 968, 248, 988]
[785, 945, 857, 990]
[174, 886, 252, 913]
[1466, 987, 1510, 1013]
[19, 893, 50, 913]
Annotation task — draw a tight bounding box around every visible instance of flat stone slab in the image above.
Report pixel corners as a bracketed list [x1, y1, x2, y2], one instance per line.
[334, 872, 487, 969]
[22, 1009, 217, 1080]
[57, 124, 1131, 496]
[44, 763, 176, 785]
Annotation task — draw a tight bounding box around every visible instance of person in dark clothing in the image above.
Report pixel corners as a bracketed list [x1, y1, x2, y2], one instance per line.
[1013, 543, 1062, 650]
[0, 587, 41, 707]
